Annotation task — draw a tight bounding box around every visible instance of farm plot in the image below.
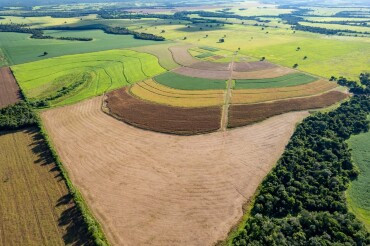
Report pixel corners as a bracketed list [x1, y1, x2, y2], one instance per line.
[0, 128, 91, 246]
[130, 42, 180, 70]
[229, 91, 348, 128]
[347, 129, 370, 231]
[129, 79, 224, 107]
[12, 49, 165, 107]
[172, 66, 231, 80]
[231, 79, 338, 104]
[41, 96, 308, 246]
[169, 45, 230, 71]
[0, 67, 21, 108]
[232, 66, 295, 79]
[106, 87, 221, 134]
[154, 72, 227, 90]
[233, 61, 277, 72]
[234, 73, 319, 89]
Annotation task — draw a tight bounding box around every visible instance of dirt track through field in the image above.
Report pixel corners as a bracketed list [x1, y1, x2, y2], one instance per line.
[41, 97, 308, 246]
[0, 67, 21, 108]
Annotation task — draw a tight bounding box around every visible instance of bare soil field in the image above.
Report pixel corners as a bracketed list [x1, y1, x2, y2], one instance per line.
[0, 128, 91, 246]
[41, 96, 308, 246]
[232, 67, 295, 79]
[106, 88, 222, 134]
[233, 61, 277, 72]
[169, 45, 229, 70]
[173, 66, 231, 80]
[130, 80, 224, 107]
[0, 67, 21, 108]
[229, 91, 348, 128]
[231, 80, 338, 104]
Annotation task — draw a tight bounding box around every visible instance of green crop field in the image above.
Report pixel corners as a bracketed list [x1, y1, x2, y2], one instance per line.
[235, 73, 318, 89]
[154, 72, 226, 90]
[195, 52, 214, 58]
[0, 30, 166, 66]
[12, 49, 166, 106]
[347, 129, 370, 231]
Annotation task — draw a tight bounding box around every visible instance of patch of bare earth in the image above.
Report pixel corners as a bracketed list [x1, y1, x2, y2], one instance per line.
[41, 96, 308, 246]
[0, 67, 21, 108]
[172, 66, 231, 80]
[233, 61, 277, 72]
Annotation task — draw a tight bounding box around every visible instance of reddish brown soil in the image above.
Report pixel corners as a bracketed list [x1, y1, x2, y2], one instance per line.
[0, 67, 21, 108]
[106, 88, 222, 135]
[233, 61, 277, 72]
[172, 66, 231, 80]
[229, 91, 348, 128]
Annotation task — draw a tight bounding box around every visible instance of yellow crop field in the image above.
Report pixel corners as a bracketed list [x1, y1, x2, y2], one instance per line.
[129, 79, 224, 107]
[0, 128, 90, 246]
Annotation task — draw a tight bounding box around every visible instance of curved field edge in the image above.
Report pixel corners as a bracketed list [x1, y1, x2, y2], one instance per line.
[11, 49, 166, 107]
[346, 127, 370, 231]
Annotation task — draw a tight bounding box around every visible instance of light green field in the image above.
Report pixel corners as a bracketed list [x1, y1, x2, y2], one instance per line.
[154, 72, 226, 90]
[299, 22, 370, 33]
[0, 30, 168, 66]
[136, 20, 369, 80]
[129, 42, 179, 70]
[346, 128, 370, 231]
[0, 15, 84, 28]
[235, 73, 318, 89]
[12, 49, 166, 106]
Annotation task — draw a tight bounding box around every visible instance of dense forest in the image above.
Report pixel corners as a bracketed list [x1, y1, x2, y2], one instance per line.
[233, 74, 370, 245]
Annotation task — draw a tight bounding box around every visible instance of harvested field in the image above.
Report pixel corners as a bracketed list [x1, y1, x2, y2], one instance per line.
[106, 88, 221, 134]
[231, 79, 338, 104]
[130, 79, 224, 107]
[169, 45, 229, 70]
[229, 91, 348, 128]
[130, 43, 180, 70]
[233, 61, 277, 72]
[0, 128, 91, 246]
[0, 67, 21, 108]
[234, 73, 318, 89]
[154, 72, 227, 90]
[172, 67, 231, 80]
[41, 96, 308, 246]
[232, 66, 295, 79]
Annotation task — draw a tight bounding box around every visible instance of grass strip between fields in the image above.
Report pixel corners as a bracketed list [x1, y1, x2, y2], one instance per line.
[13, 84, 110, 245]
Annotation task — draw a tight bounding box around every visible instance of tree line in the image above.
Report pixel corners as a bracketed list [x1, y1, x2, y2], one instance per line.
[232, 73, 370, 245]
[0, 102, 38, 131]
[47, 24, 165, 41]
[0, 24, 93, 41]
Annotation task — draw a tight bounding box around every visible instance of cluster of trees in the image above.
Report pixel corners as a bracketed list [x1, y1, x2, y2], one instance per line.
[233, 74, 370, 245]
[332, 73, 370, 94]
[0, 102, 38, 131]
[0, 24, 92, 41]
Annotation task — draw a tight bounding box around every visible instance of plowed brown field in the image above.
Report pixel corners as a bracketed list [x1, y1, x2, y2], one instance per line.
[229, 91, 348, 128]
[41, 96, 308, 246]
[106, 88, 221, 135]
[172, 66, 231, 80]
[232, 66, 295, 79]
[233, 61, 277, 72]
[0, 67, 21, 108]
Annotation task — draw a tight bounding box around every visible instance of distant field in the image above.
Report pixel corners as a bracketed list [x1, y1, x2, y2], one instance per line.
[129, 42, 179, 70]
[154, 72, 226, 90]
[0, 30, 166, 65]
[13, 49, 165, 106]
[299, 22, 370, 34]
[347, 129, 370, 231]
[0, 128, 91, 245]
[234, 73, 318, 89]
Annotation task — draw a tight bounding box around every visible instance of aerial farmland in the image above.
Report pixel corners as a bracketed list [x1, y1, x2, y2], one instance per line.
[0, 0, 369, 245]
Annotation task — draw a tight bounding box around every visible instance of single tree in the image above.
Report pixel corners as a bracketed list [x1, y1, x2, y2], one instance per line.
[260, 57, 265, 61]
[303, 56, 308, 60]
[219, 38, 225, 43]
[293, 63, 299, 68]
